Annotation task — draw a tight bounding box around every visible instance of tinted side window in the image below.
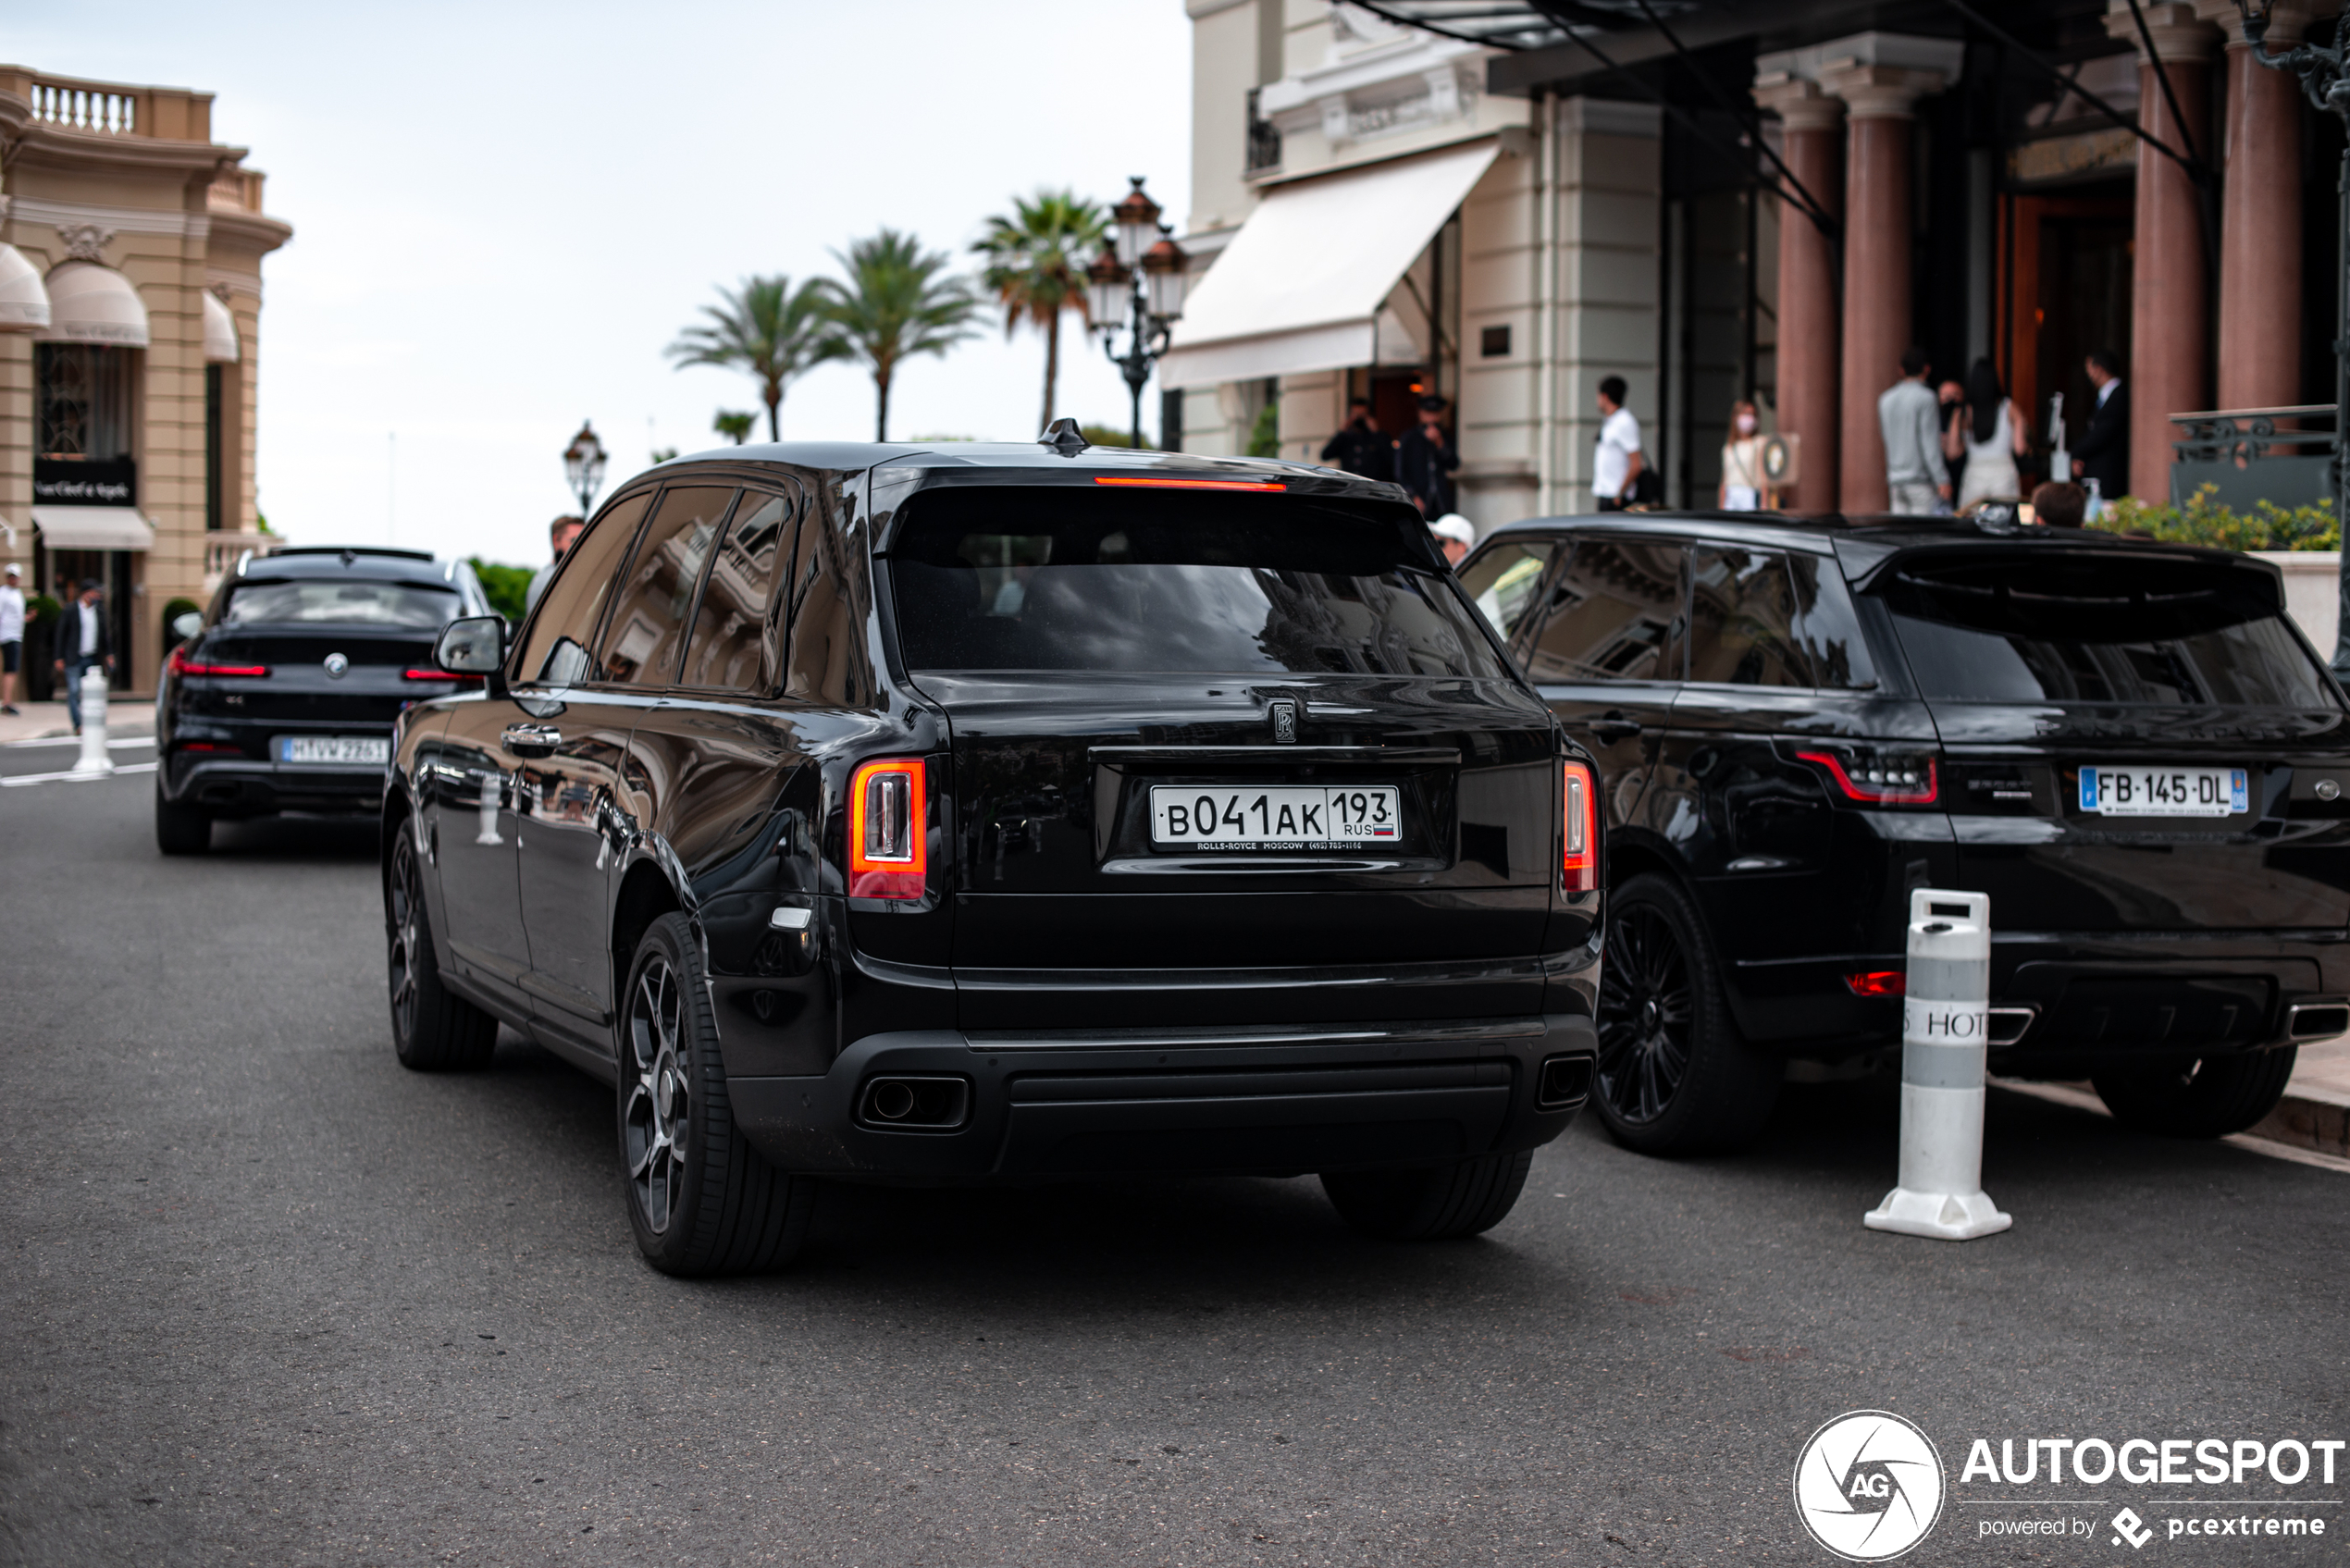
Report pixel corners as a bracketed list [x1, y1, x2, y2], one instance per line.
[517, 492, 650, 685]
[1527, 538, 1684, 684]
[1688, 546, 1812, 687]
[679, 490, 792, 692]
[1786, 552, 1877, 689]
[598, 487, 736, 685]
[1457, 539, 1555, 648]
[785, 479, 875, 705]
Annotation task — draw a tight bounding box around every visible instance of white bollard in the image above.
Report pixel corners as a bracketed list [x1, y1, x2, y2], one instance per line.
[475, 771, 502, 845]
[1865, 888, 2012, 1241]
[69, 666, 114, 776]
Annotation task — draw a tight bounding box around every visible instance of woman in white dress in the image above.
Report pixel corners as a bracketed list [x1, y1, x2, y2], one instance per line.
[1946, 358, 2029, 511]
[1717, 400, 1772, 511]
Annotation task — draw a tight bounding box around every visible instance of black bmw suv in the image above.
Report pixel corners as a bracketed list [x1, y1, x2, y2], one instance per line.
[1458, 512, 2350, 1154]
[156, 547, 493, 853]
[383, 435, 1602, 1275]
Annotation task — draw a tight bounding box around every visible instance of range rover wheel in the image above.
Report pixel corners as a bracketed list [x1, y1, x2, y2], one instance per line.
[2091, 1047, 2298, 1139]
[1321, 1149, 1533, 1241]
[620, 913, 816, 1276]
[155, 785, 211, 856]
[1593, 873, 1780, 1154]
[386, 823, 497, 1070]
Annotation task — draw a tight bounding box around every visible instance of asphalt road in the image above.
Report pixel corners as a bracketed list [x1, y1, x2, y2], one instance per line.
[3, 757, 2345, 1567]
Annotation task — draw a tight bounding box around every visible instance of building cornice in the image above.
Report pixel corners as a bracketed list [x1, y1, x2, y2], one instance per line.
[206, 207, 292, 254]
[10, 121, 243, 179]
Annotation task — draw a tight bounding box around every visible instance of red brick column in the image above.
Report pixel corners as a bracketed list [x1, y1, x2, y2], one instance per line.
[2109, 3, 2220, 500]
[2198, 0, 2318, 413]
[1755, 78, 1845, 511]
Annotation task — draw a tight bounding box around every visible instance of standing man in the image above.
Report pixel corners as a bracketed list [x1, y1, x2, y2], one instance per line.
[0, 564, 23, 717]
[2073, 350, 2129, 501]
[1593, 377, 1645, 512]
[1318, 397, 1392, 482]
[1877, 347, 1950, 515]
[51, 578, 113, 735]
[525, 514, 586, 617]
[1394, 396, 1459, 517]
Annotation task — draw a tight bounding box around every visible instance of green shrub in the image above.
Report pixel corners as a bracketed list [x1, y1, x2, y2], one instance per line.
[25, 592, 59, 624]
[1077, 423, 1135, 449]
[161, 597, 203, 648]
[1246, 402, 1280, 460]
[469, 558, 534, 623]
[2091, 484, 2340, 552]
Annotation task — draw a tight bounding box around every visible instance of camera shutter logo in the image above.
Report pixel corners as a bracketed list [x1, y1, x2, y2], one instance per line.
[1793, 1411, 1945, 1561]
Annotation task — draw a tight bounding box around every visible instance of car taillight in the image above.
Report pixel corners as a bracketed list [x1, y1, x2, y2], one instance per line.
[1844, 970, 1906, 996]
[849, 758, 927, 898]
[403, 667, 485, 683]
[168, 646, 268, 678]
[1795, 747, 1940, 806]
[1562, 759, 1598, 893]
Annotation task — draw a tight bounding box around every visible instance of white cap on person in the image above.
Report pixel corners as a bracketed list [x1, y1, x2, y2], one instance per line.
[3, 563, 18, 577]
[1429, 515, 1475, 549]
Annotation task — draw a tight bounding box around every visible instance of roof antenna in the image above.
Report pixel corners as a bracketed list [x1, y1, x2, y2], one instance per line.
[340, 549, 356, 566]
[1038, 417, 1089, 457]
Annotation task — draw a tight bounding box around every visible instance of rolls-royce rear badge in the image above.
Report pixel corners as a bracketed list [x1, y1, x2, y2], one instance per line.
[1269, 699, 1298, 744]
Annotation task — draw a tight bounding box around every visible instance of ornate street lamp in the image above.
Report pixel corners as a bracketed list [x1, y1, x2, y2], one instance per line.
[2237, 0, 2350, 669]
[1090, 177, 1189, 449]
[562, 421, 608, 516]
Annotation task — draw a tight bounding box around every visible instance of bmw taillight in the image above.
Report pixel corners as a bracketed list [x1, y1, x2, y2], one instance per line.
[1795, 746, 1940, 807]
[168, 646, 268, 678]
[849, 758, 927, 899]
[402, 667, 485, 683]
[1562, 759, 1598, 893]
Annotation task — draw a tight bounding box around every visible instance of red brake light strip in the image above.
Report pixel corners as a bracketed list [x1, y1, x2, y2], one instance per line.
[403, 668, 485, 682]
[1092, 476, 1286, 492]
[168, 647, 268, 677]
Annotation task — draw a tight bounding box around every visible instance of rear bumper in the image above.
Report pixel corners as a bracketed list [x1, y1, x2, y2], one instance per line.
[162, 754, 384, 817]
[727, 1012, 1596, 1181]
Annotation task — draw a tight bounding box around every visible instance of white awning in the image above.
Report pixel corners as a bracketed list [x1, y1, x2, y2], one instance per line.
[0, 244, 50, 331]
[203, 290, 240, 363]
[1157, 141, 1502, 389]
[32, 506, 155, 551]
[35, 261, 149, 347]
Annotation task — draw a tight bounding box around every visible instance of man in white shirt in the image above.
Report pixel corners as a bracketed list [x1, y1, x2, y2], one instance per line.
[1593, 377, 1645, 512]
[0, 563, 23, 716]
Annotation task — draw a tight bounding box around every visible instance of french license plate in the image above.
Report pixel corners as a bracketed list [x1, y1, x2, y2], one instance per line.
[2077, 764, 2246, 817]
[277, 735, 390, 766]
[1150, 784, 1402, 849]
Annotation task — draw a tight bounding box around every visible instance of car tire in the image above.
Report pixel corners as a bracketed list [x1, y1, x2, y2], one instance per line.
[619, 913, 816, 1277]
[1320, 1149, 1533, 1241]
[385, 821, 498, 1071]
[155, 785, 211, 856]
[1592, 872, 1781, 1155]
[2090, 1047, 2298, 1138]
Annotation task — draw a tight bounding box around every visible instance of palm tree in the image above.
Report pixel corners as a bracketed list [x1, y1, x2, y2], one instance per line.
[665, 276, 843, 442]
[972, 191, 1107, 436]
[819, 229, 983, 442]
[712, 411, 755, 444]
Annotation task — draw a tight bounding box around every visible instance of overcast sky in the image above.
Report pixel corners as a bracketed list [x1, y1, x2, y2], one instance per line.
[17, 1, 1192, 568]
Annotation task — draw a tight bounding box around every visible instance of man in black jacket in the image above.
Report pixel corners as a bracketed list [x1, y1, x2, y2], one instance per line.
[2072, 348, 2129, 500]
[51, 578, 114, 734]
[1394, 395, 1459, 516]
[1318, 398, 1392, 482]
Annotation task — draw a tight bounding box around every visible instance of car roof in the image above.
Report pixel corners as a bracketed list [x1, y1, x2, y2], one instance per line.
[641, 440, 1408, 505]
[237, 548, 468, 586]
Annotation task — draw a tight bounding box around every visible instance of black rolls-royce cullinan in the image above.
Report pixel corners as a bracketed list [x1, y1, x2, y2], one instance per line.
[383, 427, 1603, 1275]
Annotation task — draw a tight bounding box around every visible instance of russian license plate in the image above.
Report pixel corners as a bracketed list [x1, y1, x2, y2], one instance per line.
[2077, 764, 2247, 817]
[277, 735, 390, 766]
[1150, 784, 1402, 849]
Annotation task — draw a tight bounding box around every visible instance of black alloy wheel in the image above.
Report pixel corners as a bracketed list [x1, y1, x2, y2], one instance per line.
[2091, 1047, 2300, 1138]
[154, 784, 211, 855]
[386, 821, 496, 1070]
[617, 913, 815, 1276]
[1591, 873, 1780, 1154]
[1321, 1150, 1535, 1241]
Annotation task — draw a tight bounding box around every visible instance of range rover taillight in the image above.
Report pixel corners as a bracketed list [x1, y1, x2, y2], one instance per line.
[1562, 759, 1598, 893]
[849, 758, 927, 898]
[1795, 746, 1940, 807]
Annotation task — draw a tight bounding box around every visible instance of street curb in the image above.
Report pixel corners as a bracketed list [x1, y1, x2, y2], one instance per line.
[2250, 1087, 2350, 1160]
[1989, 1078, 2350, 1175]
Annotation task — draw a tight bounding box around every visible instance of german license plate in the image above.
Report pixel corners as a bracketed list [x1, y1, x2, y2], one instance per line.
[277, 735, 390, 765]
[2077, 764, 2246, 817]
[1150, 784, 1401, 849]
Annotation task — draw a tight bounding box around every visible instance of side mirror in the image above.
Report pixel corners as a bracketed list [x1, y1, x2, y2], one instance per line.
[169, 611, 204, 642]
[434, 615, 508, 694]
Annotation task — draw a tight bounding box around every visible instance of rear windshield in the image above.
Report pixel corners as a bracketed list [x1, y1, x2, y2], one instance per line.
[221, 579, 461, 629]
[1875, 552, 2337, 709]
[885, 488, 1510, 678]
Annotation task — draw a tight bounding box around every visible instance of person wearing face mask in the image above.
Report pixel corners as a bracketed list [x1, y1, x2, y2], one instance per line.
[1717, 400, 1771, 511]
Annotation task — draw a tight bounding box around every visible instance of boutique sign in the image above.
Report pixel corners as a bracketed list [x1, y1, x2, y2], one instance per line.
[33, 456, 136, 507]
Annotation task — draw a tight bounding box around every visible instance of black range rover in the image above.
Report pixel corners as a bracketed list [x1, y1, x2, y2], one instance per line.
[385, 436, 1602, 1274]
[1458, 512, 2350, 1154]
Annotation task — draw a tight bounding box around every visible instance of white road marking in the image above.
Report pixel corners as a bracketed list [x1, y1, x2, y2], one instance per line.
[1, 734, 156, 750]
[0, 760, 159, 787]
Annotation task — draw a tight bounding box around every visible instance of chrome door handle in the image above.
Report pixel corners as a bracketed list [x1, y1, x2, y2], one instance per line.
[501, 724, 561, 758]
[1588, 717, 1644, 744]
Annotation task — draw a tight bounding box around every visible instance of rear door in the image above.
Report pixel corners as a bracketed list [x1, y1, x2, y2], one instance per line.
[1521, 533, 1684, 840]
[1870, 546, 2350, 931]
[881, 482, 1560, 1031]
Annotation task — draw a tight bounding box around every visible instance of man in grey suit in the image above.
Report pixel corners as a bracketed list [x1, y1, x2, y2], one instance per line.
[1877, 346, 1950, 515]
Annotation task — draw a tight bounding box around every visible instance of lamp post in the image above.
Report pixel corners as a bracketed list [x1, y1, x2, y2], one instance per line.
[2237, 0, 2350, 669]
[562, 421, 608, 517]
[1087, 177, 1190, 450]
